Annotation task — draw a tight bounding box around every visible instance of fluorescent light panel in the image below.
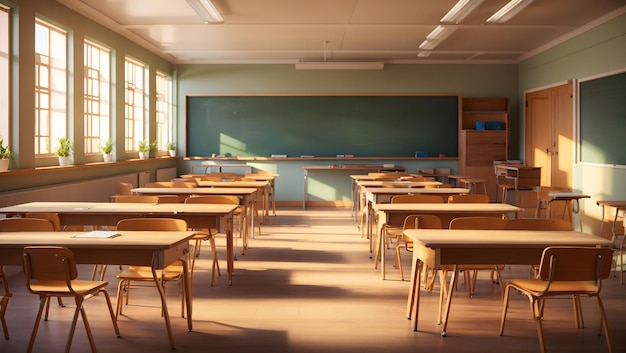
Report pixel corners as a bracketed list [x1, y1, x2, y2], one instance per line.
[440, 0, 485, 23]
[186, 0, 224, 23]
[419, 26, 456, 50]
[486, 0, 535, 23]
[295, 62, 384, 70]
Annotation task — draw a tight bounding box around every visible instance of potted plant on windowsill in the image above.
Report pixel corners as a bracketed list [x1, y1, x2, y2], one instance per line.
[0, 137, 11, 172]
[55, 137, 72, 166]
[166, 142, 176, 157]
[138, 140, 157, 159]
[101, 138, 113, 162]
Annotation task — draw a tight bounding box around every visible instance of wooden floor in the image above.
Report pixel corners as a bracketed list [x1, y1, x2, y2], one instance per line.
[2, 207, 625, 352]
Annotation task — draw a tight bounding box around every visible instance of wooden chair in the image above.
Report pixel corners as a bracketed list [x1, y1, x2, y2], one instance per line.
[0, 217, 63, 321]
[499, 246, 614, 353]
[171, 178, 198, 186]
[0, 265, 11, 339]
[376, 195, 443, 273]
[144, 181, 171, 188]
[447, 194, 490, 203]
[115, 218, 191, 319]
[156, 195, 182, 203]
[394, 214, 443, 280]
[448, 217, 508, 296]
[185, 195, 242, 285]
[505, 218, 574, 278]
[24, 212, 62, 231]
[118, 182, 133, 195]
[424, 183, 452, 188]
[535, 186, 573, 218]
[0, 217, 55, 232]
[113, 195, 159, 203]
[505, 218, 572, 231]
[22, 246, 120, 353]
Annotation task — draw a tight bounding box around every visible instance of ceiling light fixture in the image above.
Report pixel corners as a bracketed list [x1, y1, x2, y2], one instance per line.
[486, 0, 535, 23]
[186, 0, 224, 23]
[419, 25, 457, 50]
[295, 62, 385, 70]
[295, 41, 384, 70]
[440, 0, 485, 23]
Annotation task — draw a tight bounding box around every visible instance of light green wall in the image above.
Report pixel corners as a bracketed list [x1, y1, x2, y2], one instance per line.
[177, 64, 519, 201]
[518, 12, 626, 235]
[1, 0, 176, 193]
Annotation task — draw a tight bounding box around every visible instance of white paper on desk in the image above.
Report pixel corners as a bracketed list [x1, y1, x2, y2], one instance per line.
[73, 230, 121, 238]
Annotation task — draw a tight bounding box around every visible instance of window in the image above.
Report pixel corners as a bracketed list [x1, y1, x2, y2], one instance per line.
[34, 19, 67, 155]
[0, 6, 9, 142]
[84, 40, 111, 154]
[156, 71, 173, 151]
[124, 58, 145, 152]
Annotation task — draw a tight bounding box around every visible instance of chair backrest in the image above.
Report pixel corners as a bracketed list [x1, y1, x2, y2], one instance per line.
[0, 218, 55, 232]
[118, 182, 133, 195]
[22, 246, 78, 283]
[537, 246, 613, 283]
[113, 195, 159, 203]
[424, 183, 452, 188]
[403, 214, 442, 230]
[447, 194, 490, 203]
[171, 178, 199, 186]
[185, 195, 240, 205]
[536, 186, 572, 201]
[156, 195, 182, 204]
[144, 182, 171, 188]
[199, 176, 222, 181]
[391, 194, 444, 203]
[116, 218, 188, 231]
[449, 216, 508, 230]
[505, 218, 572, 231]
[171, 181, 197, 188]
[406, 177, 435, 182]
[24, 212, 62, 231]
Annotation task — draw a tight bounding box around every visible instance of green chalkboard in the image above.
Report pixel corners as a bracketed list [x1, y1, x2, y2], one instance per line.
[579, 71, 626, 166]
[186, 95, 459, 158]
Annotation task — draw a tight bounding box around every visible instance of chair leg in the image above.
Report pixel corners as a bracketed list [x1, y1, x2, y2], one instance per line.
[596, 296, 614, 353]
[395, 245, 404, 281]
[27, 297, 48, 353]
[0, 296, 9, 339]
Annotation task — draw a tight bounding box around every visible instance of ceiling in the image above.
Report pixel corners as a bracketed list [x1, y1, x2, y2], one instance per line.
[58, 0, 626, 65]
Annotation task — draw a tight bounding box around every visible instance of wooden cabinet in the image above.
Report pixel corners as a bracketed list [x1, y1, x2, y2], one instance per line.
[458, 98, 510, 201]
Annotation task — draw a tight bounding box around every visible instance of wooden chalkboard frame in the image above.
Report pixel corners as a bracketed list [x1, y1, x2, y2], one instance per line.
[578, 69, 626, 167]
[185, 94, 461, 159]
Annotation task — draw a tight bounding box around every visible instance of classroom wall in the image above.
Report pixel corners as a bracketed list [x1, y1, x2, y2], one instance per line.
[518, 12, 626, 235]
[0, 0, 176, 194]
[177, 64, 519, 202]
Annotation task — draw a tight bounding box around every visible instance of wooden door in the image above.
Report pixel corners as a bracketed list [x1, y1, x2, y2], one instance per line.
[524, 82, 574, 217]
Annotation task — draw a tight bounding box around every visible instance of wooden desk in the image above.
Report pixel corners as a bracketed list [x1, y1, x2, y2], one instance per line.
[190, 163, 252, 174]
[363, 187, 470, 244]
[197, 180, 271, 222]
[596, 200, 626, 237]
[404, 229, 612, 336]
[493, 164, 541, 205]
[0, 230, 195, 349]
[244, 173, 280, 217]
[0, 202, 238, 285]
[303, 165, 405, 209]
[374, 203, 520, 279]
[349, 174, 412, 221]
[132, 187, 257, 254]
[547, 192, 590, 231]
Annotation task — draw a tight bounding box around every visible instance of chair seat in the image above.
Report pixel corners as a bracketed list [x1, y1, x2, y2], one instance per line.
[117, 265, 182, 281]
[507, 279, 599, 295]
[29, 280, 109, 295]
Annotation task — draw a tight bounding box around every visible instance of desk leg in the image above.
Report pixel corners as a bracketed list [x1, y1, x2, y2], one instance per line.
[151, 256, 176, 349]
[180, 259, 193, 331]
[440, 265, 459, 337]
[411, 259, 423, 331]
[303, 170, 308, 209]
[224, 214, 234, 286]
